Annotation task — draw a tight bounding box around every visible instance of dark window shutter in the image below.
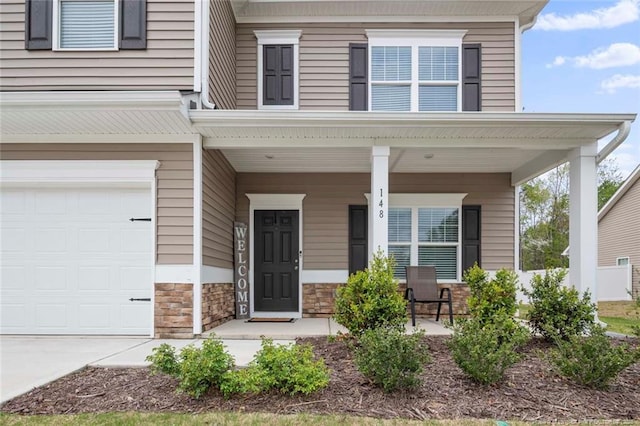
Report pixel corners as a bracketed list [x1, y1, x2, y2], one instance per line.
[349, 205, 368, 275]
[349, 43, 368, 111]
[462, 44, 481, 111]
[462, 205, 481, 274]
[119, 0, 147, 49]
[263, 44, 294, 106]
[25, 0, 52, 50]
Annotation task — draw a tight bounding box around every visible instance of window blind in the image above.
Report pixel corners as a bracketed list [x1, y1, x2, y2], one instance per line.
[419, 86, 457, 112]
[419, 47, 458, 81]
[418, 246, 457, 280]
[60, 0, 114, 49]
[371, 85, 411, 111]
[371, 46, 411, 81]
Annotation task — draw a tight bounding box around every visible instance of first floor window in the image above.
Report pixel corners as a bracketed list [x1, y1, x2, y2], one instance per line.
[617, 257, 630, 266]
[388, 206, 460, 281]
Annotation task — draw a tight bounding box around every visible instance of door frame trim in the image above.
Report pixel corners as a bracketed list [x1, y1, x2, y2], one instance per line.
[246, 194, 306, 318]
[0, 160, 158, 337]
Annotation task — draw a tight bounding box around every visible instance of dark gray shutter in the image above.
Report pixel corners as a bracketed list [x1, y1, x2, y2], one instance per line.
[119, 0, 146, 49]
[263, 45, 294, 105]
[349, 205, 368, 275]
[462, 44, 481, 111]
[462, 205, 481, 274]
[25, 0, 52, 50]
[349, 43, 368, 111]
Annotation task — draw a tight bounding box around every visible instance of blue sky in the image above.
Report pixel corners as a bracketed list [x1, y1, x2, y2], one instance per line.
[522, 0, 640, 179]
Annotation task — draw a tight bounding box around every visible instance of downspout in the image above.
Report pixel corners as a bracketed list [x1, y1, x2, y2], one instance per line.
[200, 0, 216, 110]
[596, 121, 632, 164]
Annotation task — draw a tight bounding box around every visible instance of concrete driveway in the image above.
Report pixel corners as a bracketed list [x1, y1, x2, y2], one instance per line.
[0, 336, 150, 403]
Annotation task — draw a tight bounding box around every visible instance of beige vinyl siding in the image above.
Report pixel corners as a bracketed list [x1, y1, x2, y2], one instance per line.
[202, 148, 236, 269]
[598, 178, 640, 293]
[1, 143, 193, 264]
[236, 173, 514, 271]
[209, 0, 236, 109]
[236, 22, 515, 111]
[0, 0, 195, 91]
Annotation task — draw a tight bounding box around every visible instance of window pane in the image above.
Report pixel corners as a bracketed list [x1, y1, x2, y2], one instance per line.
[388, 208, 412, 242]
[371, 46, 411, 81]
[418, 208, 458, 243]
[419, 46, 458, 81]
[419, 246, 457, 280]
[60, 0, 114, 49]
[372, 84, 411, 111]
[419, 85, 457, 112]
[389, 245, 410, 279]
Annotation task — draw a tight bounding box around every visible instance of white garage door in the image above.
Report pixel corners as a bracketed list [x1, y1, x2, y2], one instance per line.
[1, 185, 153, 335]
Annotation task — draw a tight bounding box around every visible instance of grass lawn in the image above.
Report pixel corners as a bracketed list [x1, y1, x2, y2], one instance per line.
[518, 301, 639, 335]
[1, 413, 630, 426]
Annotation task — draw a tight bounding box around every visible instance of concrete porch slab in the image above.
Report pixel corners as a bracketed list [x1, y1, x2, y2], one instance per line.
[204, 317, 451, 340]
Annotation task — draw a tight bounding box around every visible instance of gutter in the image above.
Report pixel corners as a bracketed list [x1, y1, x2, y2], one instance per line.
[596, 121, 632, 164]
[199, 0, 216, 110]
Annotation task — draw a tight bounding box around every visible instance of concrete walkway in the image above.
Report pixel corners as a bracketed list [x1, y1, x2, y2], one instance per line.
[1, 318, 451, 403]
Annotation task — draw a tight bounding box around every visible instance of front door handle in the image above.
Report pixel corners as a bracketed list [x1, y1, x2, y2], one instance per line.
[294, 266, 298, 270]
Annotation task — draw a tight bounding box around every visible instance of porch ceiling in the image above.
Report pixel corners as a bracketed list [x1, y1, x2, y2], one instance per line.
[230, 0, 548, 26]
[194, 110, 636, 184]
[221, 146, 551, 174]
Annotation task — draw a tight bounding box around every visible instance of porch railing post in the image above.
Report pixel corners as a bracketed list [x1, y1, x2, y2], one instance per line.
[370, 146, 390, 259]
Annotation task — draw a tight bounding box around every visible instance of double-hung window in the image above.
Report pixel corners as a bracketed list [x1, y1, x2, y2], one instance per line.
[386, 194, 466, 282]
[54, 0, 118, 50]
[366, 30, 467, 112]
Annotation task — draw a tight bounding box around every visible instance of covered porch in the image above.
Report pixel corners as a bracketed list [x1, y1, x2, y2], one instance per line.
[192, 110, 635, 319]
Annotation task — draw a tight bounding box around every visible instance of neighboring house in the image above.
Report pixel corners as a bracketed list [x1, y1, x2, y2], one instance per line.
[598, 165, 640, 298]
[0, 0, 636, 338]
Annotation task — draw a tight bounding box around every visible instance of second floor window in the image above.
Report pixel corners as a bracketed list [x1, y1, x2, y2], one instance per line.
[366, 30, 467, 112]
[56, 0, 118, 50]
[255, 30, 302, 110]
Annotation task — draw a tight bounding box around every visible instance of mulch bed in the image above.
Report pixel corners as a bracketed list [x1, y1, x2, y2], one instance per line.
[2, 336, 639, 422]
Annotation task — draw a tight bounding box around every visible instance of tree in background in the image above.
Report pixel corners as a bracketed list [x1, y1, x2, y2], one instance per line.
[520, 159, 624, 270]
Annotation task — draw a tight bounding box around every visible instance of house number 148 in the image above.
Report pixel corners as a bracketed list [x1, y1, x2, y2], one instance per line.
[378, 188, 384, 218]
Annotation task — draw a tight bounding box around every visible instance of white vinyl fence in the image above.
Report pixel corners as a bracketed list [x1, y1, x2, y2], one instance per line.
[517, 264, 632, 303]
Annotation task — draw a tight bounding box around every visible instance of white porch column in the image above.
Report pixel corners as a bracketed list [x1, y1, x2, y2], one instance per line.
[569, 142, 598, 301]
[370, 146, 390, 258]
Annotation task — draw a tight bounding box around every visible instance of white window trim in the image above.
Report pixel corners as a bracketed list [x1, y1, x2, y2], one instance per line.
[254, 30, 302, 110]
[246, 193, 306, 318]
[366, 29, 467, 112]
[616, 257, 630, 266]
[368, 193, 467, 282]
[53, 0, 119, 51]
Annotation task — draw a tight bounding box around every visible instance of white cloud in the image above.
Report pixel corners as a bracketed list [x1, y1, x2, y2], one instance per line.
[600, 74, 640, 93]
[536, 0, 639, 31]
[546, 43, 640, 69]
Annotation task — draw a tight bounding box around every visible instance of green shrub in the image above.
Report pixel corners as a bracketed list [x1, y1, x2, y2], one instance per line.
[523, 269, 596, 341]
[333, 251, 407, 335]
[465, 264, 519, 321]
[146, 343, 180, 377]
[448, 314, 529, 385]
[219, 366, 273, 398]
[354, 327, 430, 393]
[251, 339, 330, 396]
[177, 337, 235, 398]
[549, 324, 640, 389]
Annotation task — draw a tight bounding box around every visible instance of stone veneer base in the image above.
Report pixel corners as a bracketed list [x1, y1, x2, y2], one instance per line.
[302, 282, 470, 318]
[202, 283, 235, 332]
[154, 283, 194, 339]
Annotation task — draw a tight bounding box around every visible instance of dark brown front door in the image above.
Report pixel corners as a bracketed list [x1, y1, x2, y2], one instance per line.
[254, 210, 299, 312]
